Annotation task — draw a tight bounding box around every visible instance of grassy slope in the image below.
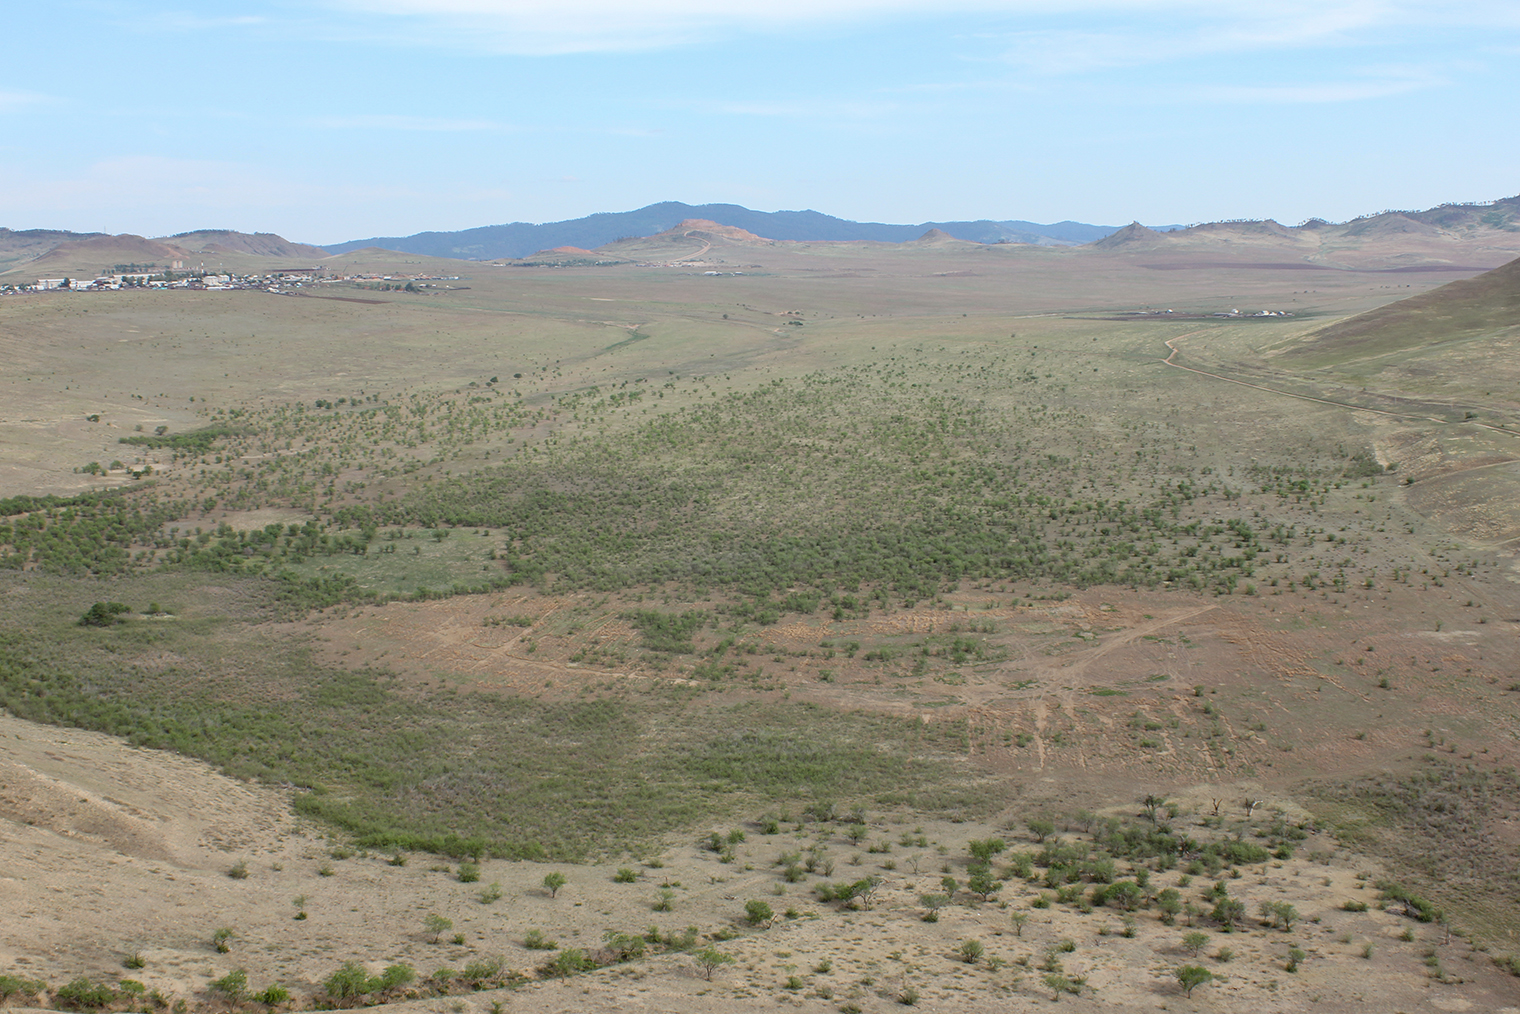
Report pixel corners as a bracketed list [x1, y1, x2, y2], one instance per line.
[1283, 255, 1520, 367]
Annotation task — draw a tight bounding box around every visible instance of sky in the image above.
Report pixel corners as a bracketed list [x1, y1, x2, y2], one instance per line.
[1, 1, 1517, 244]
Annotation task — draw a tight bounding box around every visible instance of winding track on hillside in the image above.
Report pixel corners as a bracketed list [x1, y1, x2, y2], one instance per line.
[1160, 335, 1520, 440]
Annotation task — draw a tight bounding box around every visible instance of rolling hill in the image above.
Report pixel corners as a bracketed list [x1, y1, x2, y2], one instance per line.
[1282, 253, 1520, 363]
[0, 229, 328, 280]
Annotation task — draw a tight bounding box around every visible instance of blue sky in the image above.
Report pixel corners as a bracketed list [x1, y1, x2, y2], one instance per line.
[2, 1, 1517, 244]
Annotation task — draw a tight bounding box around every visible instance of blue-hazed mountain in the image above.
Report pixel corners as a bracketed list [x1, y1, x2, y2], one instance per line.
[321, 202, 1126, 259]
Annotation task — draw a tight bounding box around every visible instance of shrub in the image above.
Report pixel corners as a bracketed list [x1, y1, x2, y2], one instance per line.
[53, 978, 117, 1010]
[693, 946, 734, 981]
[378, 964, 416, 991]
[1176, 965, 1214, 998]
[79, 602, 131, 627]
[0, 976, 45, 1001]
[523, 929, 557, 950]
[461, 957, 503, 985]
[227, 860, 249, 880]
[457, 862, 480, 883]
[745, 899, 774, 926]
[541, 949, 595, 978]
[424, 914, 453, 943]
[613, 867, 638, 883]
[256, 984, 291, 1006]
[209, 969, 248, 1001]
[212, 927, 235, 953]
[958, 939, 984, 964]
[478, 881, 503, 904]
[602, 931, 646, 962]
[1377, 880, 1441, 922]
[324, 962, 372, 999]
[123, 952, 145, 970]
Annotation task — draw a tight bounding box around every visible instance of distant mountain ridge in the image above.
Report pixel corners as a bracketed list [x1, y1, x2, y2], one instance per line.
[1089, 196, 1520, 269]
[320, 202, 1134, 259]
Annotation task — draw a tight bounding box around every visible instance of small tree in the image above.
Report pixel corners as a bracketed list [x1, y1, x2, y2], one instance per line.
[209, 969, 247, 1002]
[543, 872, 567, 898]
[1010, 911, 1029, 937]
[919, 893, 950, 922]
[1182, 931, 1209, 957]
[967, 837, 1007, 863]
[1043, 973, 1081, 1000]
[694, 946, 733, 981]
[852, 875, 884, 910]
[967, 865, 1002, 902]
[1156, 888, 1182, 925]
[1176, 964, 1214, 998]
[1211, 898, 1246, 931]
[1028, 818, 1055, 843]
[424, 913, 453, 943]
[1259, 899, 1298, 931]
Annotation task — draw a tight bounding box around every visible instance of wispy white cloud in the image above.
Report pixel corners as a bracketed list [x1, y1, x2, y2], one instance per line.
[0, 89, 57, 112]
[1195, 77, 1436, 103]
[708, 99, 902, 118]
[135, 12, 270, 32]
[313, 0, 1520, 55]
[312, 114, 512, 131]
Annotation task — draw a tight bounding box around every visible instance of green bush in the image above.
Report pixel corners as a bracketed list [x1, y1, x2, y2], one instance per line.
[324, 962, 372, 999]
[378, 964, 416, 991]
[255, 984, 291, 1005]
[460, 957, 503, 985]
[0, 975, 45, 1001]
[541, 949, 596, 978]
[209, 969, 248, 1000]
[523, 929, 557, 950]
[79, 601, 132, 627]
[53, 978, 116, 1010]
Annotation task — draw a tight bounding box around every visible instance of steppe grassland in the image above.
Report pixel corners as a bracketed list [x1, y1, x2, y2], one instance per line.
[3, 243, 1520, 1008]
[14, 709, 1518, 1014]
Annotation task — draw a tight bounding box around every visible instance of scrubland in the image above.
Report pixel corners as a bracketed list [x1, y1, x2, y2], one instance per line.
[1, 232, 1518, 1012]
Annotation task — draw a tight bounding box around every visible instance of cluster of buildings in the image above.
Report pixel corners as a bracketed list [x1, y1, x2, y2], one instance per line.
[1, 268, 462, 296]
